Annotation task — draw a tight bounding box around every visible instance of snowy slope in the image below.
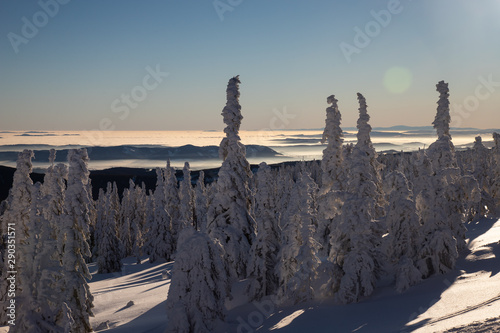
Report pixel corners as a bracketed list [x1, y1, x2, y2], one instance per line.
[89, 257, 172, 332]
[87, 218, 500, 333]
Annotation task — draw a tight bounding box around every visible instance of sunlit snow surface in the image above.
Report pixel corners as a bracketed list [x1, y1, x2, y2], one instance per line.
[89, 257, 171, 332]
[82, 218, 500, 333]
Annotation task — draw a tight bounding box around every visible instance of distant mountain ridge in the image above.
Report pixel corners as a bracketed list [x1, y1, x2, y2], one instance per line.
[0, 144, 281, 162]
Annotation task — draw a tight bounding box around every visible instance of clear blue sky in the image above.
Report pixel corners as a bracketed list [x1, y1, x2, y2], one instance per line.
[1, 0, 499, 131]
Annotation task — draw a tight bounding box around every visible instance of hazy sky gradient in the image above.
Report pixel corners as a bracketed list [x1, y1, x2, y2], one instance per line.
[1, 0, 499, 131]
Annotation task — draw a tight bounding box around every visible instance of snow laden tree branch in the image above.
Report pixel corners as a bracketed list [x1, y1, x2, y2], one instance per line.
[207, 76, 256, 280]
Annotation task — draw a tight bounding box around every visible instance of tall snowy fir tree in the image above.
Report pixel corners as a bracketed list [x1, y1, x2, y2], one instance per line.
[164, 161, 181, 250]
[415, 82, 461, 275]
[491, 132, 500, 212]
[320, 95, 345, 193]
[130, 182, 146, 263]
[384, 171, 422, 293]
[416, 173, 459, 277]
[16, 183, 73, 332]
[246, 163, 280, 301]
[41, 149, 68, 251]
[278, 170, 321, 305]
[60, 149, 94, 333]
[277, 167, 321, 305]
[194, 171, 208, 231]
[428, 81, 458, 171]
[471, 136, 492, 216]
[1, 150, 33, 327]
[207, 76, 256, 279]
[119, 188, 134, 258]
[276, 166, 294, 230]
[328, 94, 383, 304]
[142, 191, 156, 255]
[10, 153, 39, 333]
[166, 228, 229, 333]
[179, 162, 195, 230]
[420, 81, 467, 265]
[146, 168, 174, 263]
[318, 94, 346, 256]
[95, 190, 122, 274]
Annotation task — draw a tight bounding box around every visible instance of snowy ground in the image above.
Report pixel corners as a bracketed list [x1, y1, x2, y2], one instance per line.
[22, 216, 494, 332]
[222, 217, 500, 333]
[89, 258, 172, 332]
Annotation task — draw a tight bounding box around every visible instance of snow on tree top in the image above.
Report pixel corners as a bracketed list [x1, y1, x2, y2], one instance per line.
[356, 93, 372, 147]
[433, 80, 451, 139]
[321, 95, 343, 145]
[18, 149, 34, 174]
[222, 75, 242, 138]
[219, 76, 245, 161]
[494, 132, 500, 147]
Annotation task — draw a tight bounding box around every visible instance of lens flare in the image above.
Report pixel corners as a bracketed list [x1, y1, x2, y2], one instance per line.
[383, 67, 413, 94]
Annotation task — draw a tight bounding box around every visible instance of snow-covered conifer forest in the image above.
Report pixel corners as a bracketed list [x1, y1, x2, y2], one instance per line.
[1, 77, 500, 332]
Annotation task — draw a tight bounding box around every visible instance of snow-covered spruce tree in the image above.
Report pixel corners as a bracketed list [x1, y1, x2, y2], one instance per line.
[119, 188, 134, 258]
[411, 149, 434, 200]
[318, 94, 346, 257]
[384, 171, 422, 293]
[194, 171, 208, 231]
[131, 182, 146, 263]
[60, 149, 94, 333]
[29, 151, 73, 331]
[164, 161, 181, 251]
[12, 181, 39, 333]
[320, 95, 345, 193]
[0, 150, 33, 326]
[166, 228, 228, 333]
[472, 136, 493, 216]
[453, 174, 481, 226]
[179, 162, 195, 230]
[96, 189, 122, 274]
[147, 168, 174, 263]
[351, 93, 386, 217]
[277, 169, 321, 305]
[416, 173, 458, 278]
[491, 132, 500, 212]
[142, 190, 155, 255]
[41, 150, 68, 251]
[17, 183, 73, 332]
[426, 81, 469, 250]
[246, 163, 280, 301]
[93, 188, 106, 260]
[328, 94, 384, 304]
[428, 81, 458, 171]
[276, 166, 294, 230]
[207, 76, 256, 279]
